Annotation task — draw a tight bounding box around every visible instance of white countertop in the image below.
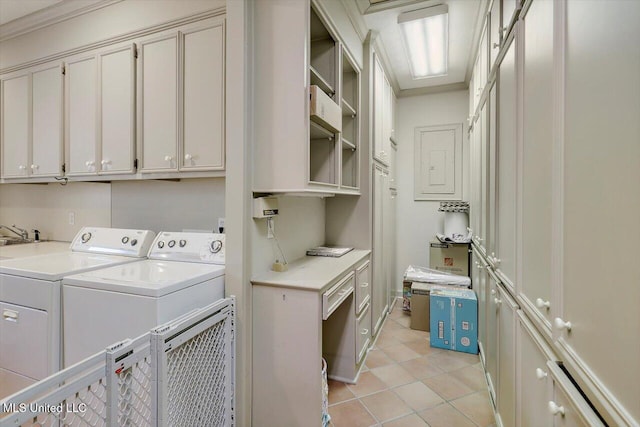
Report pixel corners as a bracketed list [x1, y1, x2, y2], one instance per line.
[0, 241, 70, 260]
[251, 249, 370, 292]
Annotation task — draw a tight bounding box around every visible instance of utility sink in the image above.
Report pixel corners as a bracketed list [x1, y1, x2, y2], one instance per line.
[0, 237, 34, 245]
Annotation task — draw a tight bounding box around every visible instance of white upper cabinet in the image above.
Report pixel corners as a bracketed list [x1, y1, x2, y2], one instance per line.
[372, 53, 391, 166]
[519, 0, 554, 334]
[66, 56, 97, 176]
[139, 34, 178, 172]
[489, 0, 501, 69]
[67, 44, 135, 176]
[1, 63, 63, 179]
[139, 18, 225, 174]
[99, 45, 136, 174]
[1, 74, 30, 178]
[253, 0, 359, 195]
[182, 24, 225, 171]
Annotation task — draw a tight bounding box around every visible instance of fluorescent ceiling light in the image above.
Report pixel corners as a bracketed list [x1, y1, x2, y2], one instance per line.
[398, 4, 448, 79]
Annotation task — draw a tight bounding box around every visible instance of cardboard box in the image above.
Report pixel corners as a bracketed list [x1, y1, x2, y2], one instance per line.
[429, 285, 478, 354]
[309, 85, 342, 133]
[410, 282, 432, 332]
[429, 241, 470, 276]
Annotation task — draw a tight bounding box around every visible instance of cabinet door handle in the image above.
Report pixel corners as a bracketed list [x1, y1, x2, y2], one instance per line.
[164, 155, 173, 162]
[554, 317, 572, 331]
[490, 252, 501, 266]
[18, 165, 26, 170]
[360, 282, 369, 288]
[490, 289, 496, 296]
[31, 164, 39, 170]
[184, 154, 193, 161]
[101, 159, 111, 166]
[548, 401, 565, 416]
[535, 368, 548, 380]
[536, 298, 551, 309]
[338, 289, 349, 297]
[361, 329, 369, 335]
[493, 42, 500, 49]
[3, 309, 18, 322]
[494, 297, 502, 306]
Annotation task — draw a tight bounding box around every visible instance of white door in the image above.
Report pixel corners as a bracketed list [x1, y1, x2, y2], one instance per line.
[32, 64, 63, 177]
[372, 163, 387, 336]
[140, 34, 178, 172]
[1, 74, 30, 178]
[182, 22, 225, 171]
[66, 56, 98, 176]
[0, 302, 49, 380]
[372, 54, 386, 165]
[100, 44, 136, 174]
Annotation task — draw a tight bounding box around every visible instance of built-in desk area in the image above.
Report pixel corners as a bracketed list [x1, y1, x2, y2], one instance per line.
[251, 249, 371, 427]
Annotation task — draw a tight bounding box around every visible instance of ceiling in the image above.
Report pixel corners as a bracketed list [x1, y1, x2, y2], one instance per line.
[354, 0, 485, 95]
[0, 0, 63, 26]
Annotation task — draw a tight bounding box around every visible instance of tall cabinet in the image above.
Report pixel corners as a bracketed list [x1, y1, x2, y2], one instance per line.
[470, 0, 639, 426]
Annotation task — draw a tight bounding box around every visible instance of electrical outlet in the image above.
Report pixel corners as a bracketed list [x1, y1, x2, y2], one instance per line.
[68, 212, 75, 225]
[218, 218, 225, 233]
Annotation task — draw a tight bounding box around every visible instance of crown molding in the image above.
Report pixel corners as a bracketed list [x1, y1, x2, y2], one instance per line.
[398, 82, 468, 98]
[0, 0, 122, 43]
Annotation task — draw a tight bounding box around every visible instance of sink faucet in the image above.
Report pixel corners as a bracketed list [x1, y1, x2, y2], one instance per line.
[0, 224, 29, 240]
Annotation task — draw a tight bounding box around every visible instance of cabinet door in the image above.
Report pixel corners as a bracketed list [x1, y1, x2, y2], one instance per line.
[478, 104, 489, 251]
[489, 0, 501, 68]
[372, 163, 387, 336]
[472, 249, 487, 360]
[519, 0, 553, 332]
[66, 56, 98, 176]
[1, 74, 30, 178]
[32, 64, 63, 177]
[560, 1, 640, 424]
[140, 34, 178, 172]
[495, 33, 517, 287]
[182, 22, 225, 171]
[485, 272, 499, 402]
[496, 282, 517, 427]
[517, 311, 553, 427]
[0, 302, 49, 380]
[372, 54, 387, 165]
[99, 45, 135, 174]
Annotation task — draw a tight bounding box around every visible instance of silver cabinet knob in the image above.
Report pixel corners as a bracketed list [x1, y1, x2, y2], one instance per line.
[184, 154, 193, 161]
[535, 368, 548, 380]
[18, 165, 26, 170]
[164, 155, 173, 162]
[494, 297, 502, 306]
[31, 164, 39, 170]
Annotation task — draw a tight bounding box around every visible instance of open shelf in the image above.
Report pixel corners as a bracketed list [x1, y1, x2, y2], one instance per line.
[341, 99, 356, 117]
[310, 66, 335, 96]
[310, 121, 334, 141]
[342, 138, 356, 151]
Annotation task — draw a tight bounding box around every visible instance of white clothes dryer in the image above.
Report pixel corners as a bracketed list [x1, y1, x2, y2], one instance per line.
[0, 227, 155, 398]
[62, 231, 226, 367]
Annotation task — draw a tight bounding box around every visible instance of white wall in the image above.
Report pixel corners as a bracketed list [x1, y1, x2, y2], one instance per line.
[0, 182, 111, 241]
[111, 178, 225, 233]
[251, 196, 326, 274]
[395, 89, 469, 290]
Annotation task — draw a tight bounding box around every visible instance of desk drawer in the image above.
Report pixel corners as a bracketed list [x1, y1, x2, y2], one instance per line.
[355, 260, 371, 314]
[356, 302, 371, 364]
[323, 272, 355, 320]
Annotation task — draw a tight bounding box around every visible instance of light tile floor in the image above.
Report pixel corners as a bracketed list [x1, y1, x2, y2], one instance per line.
[328, 301, 496, 427]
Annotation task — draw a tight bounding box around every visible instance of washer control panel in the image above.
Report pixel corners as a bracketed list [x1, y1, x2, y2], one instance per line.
[148, 232, 225, 264]
[71, 227, 156, 257]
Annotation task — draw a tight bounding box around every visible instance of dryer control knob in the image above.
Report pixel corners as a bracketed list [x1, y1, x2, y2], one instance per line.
[179, 239, 187, 247]
[168, 240, 176, 248]
[158, 241, 165, 249]
[130, 239, 138, 246]
[210, 240, 222, 253]
[122, 237, 130, 244]
[81, 232, 92, 243]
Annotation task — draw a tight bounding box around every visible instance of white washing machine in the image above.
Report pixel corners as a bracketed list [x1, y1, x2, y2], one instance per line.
[62, 231, 226, 367]
[0, 227, 155, 398]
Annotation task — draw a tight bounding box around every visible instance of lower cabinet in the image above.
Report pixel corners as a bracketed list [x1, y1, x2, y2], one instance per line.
[495, 281, 517, 427]
[252, 251, 371, 427]
[517, 311, 605, 427]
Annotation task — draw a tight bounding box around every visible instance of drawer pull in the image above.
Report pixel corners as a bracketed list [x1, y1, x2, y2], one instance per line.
[535, 368, 548, 380]
[554, 317, 572, 332]
[338, 289, 349, 297]
[361, 329, 369, 335]
[494, 297, 502, 306]
[3, 309, 18, 322]
[360, 282, 369, 288]
[548, 401, 565, 416]
[536, 298, 551, 309]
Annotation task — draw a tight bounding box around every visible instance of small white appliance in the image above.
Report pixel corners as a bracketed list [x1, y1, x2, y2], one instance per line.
[62, 231, 226, 367]
[0, 227, 155, 398]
